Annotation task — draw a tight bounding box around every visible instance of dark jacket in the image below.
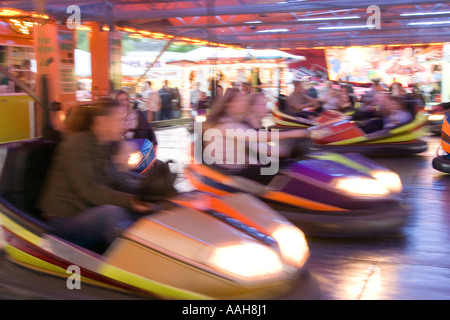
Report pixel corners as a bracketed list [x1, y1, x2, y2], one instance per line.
[158, 87, 174, 110]
[39, 131, 142, 218]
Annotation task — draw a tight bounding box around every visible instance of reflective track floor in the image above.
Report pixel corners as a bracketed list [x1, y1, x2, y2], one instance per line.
[0, 126, 449, 300]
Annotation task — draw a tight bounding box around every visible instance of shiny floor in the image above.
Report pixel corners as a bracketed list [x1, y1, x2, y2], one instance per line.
[156, 127, 450, 300]
[0, 126, 449, 300]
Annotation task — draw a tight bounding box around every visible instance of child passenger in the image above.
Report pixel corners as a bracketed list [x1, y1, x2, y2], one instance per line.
[382, 95, 414, 129]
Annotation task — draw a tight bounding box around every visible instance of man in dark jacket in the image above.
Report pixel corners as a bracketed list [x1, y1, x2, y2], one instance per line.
[159, 80, 175, 120]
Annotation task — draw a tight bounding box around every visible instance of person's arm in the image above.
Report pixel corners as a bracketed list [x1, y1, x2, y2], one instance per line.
[288, 94, 318, 111]
[258, 129, 309, 142]
[220, 123, 309, 144]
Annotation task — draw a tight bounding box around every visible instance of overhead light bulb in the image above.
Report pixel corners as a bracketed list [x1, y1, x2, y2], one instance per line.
[407, 21, 450, 26]
[256, 28, 289, 33]
[318, 25, 369, 30]
[401, 11, 450, 16]
[298, 16, 360, 21]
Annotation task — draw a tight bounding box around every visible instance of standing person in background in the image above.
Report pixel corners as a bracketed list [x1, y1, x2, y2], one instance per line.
[215, 85, 224, 98]
[134, 93, 147, 116]
[172, 87, 182, 118]
[159, 80, 175, 120]
[196, 91, 210, 110]
[190, 82, 201, 109]
[209, 85, 223, 106]
[139, 81, 151, 121]
[142, 81, 161, 122]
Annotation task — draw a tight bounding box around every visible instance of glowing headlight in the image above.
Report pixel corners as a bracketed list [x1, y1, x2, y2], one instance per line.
[128, 151, 143, 166]
[271, 224, 309, 268]
[208, 242, 283, 279]
[370, 170, 402, 193]
[195, 115, 207, 122]
[428, 114, 445, 121]
[334, 177, 389, 198]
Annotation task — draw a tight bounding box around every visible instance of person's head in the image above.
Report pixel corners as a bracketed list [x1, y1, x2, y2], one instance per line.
[65, 99, 126, 142]
[146, 81, 152, 88]
[340, 86, 349, 94]
[200, 91, 207, 100]
[292, 80, 305, 93]
[390, 82, 405, 96]
[372, 78, 382, 90]
[216, 85, 223, 97]
[207, 87, 247, 125]
[111, 90, 130, 109]
[163, 80, 169, 87]
[384, 95, 406, 112]
[339, 90, 350, 101]
[247, 93, 267, 124]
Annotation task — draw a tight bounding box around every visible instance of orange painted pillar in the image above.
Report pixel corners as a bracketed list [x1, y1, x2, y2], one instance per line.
[34, 23, 76, 106]
[33, 23, 76, 133]
[89, 23, 122, 99]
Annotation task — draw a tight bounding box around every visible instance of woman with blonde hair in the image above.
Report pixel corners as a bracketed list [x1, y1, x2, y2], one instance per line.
[39, 99, 155, 252]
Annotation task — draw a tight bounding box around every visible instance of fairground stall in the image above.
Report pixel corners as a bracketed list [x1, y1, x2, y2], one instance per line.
[166, 46, 305, 105]
[0, 10, 38, 143]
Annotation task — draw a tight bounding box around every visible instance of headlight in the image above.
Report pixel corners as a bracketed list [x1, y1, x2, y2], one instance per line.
[370, 170, 402, 193]
[207, 242, 284, 279]
[195, 115, 207, 122]
[128, 151, 143, 167]
[428, 114, 445, 121]
[334, 177, 389, 198]
[271, 224, 309, 268]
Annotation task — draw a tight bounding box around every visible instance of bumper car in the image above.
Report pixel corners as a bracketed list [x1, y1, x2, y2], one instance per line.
[309, 110, 429, 156]
[432, 116, 450, 173]
[186, 146, 407, 237]
[427, 102, 450, 135]
[271, 104, 316, 129]
[270, 95, 353, 129]
[0, 138, 313, 300]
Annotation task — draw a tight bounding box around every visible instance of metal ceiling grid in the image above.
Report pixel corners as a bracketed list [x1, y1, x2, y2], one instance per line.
[1, 0, 449, 48]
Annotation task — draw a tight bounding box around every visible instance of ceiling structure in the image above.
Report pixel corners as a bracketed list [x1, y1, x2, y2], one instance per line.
[1, 0, 450, 49]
